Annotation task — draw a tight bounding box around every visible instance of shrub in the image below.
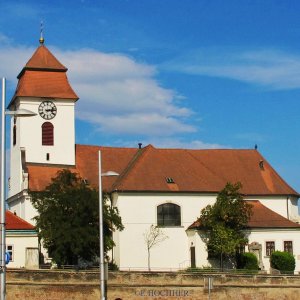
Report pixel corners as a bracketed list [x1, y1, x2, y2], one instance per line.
[270, 251, 295, 274]
[237, 252, 259, 270]
[108, 261, 119, 271]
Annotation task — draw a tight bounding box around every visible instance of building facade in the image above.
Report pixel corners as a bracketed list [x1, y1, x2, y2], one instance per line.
[7, 41, 300, 272]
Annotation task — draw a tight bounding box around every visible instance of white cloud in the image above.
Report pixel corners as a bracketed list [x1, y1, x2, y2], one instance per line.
[0, 41, 195, 137]
[164, 48, 300, 90]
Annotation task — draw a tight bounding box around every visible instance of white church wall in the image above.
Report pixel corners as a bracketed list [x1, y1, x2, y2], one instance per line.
[116, 193, 300, 271]
[9, 113, 23, 197]
[245, 196, 289, 219]
[115, 192, 217, 271]
[8, 195, 36, 225]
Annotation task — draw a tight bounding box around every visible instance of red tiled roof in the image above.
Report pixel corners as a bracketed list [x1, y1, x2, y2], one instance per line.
[6, 211, 35, 230]
[27, 144, 299, 197]
[188, 200, 300, 230]
[9, 45, 78, 108]
[247, 200, 300, 228]
[28, 144, 138, 192]
[20, 45, 67, 74]
[13, 71, 78, 100]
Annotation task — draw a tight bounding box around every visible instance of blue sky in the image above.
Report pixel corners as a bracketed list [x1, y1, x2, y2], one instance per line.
[0, 0, 299, 192]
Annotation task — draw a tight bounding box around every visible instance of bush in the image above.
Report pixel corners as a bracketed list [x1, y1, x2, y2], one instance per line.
[108, 261, 119, 271]
[270, 251, 295, 274]
[237, 252, 259, 270]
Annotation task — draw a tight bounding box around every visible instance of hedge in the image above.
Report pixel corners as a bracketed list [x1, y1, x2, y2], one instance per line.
[270, 251, 295, 274]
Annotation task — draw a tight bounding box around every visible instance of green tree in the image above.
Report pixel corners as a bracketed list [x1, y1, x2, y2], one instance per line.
[199, 182, 252, 270]
[30, 169, 124, 266]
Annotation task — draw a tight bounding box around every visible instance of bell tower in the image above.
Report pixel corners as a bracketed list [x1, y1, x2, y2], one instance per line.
[8, 37, 79, 198]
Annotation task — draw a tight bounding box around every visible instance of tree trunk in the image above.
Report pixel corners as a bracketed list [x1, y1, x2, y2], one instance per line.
[220, 252, 223, 271]
[147, 248, 151, 271]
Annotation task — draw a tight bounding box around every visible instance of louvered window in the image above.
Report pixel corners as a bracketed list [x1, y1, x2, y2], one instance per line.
[42, 122, 54, 146]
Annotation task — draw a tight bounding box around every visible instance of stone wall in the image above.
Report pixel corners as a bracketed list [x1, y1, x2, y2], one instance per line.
[6, 269, 300, 299]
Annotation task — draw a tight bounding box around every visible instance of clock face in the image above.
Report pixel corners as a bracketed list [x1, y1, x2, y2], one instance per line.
[38, 101, 57, 120]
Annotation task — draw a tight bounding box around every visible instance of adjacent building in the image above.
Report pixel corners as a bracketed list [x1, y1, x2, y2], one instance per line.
[6, 211, 38, 268]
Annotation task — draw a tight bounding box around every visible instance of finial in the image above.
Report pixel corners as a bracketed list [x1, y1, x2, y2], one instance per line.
[39, 21, 44, 45]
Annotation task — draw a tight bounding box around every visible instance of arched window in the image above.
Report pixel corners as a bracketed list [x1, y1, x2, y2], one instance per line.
[42, 122, 54, 146]
[157, 203, 181, 226]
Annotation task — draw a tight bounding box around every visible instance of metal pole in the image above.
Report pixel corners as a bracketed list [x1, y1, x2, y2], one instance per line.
[98, 151, 106, 300]
[1, 78, 6, 300]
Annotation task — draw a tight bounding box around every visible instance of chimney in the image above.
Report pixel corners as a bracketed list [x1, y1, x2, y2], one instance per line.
[138, 143, 142, 149]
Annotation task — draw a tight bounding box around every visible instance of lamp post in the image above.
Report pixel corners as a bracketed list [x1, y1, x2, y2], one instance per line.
[1, 78, 37, 300]
[98, 150, 118, 300]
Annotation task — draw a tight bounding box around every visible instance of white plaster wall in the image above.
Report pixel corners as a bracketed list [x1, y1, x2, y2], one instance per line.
[9, 97, 76, 198]
[8, 195, 36, 225]
[17, 98, 75, 166]
[9, 112, 22, 197]
[6, 233, 38, 268]
[289, 196, 300, 221]
[116, 193, 300, 271]
[245, 196, 289, 219]
[189, 228, 300, 273]
[248, 229, 300, 272]
[186, 230, 207, 269]
[115, 193, 217, 271]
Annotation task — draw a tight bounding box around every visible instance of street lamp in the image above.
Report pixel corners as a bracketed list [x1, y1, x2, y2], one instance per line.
[1, 78, 37, 300]
[98, 150, 119, 300]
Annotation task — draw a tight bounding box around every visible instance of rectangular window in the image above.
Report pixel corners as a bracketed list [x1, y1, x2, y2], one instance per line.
[266, 241, 275, 257]
[6, 245, 13, 262]
[284, 241, 293, 254]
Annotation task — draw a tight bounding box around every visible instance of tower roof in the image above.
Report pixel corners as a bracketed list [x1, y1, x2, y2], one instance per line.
[18, 45, 67, 77]
[9, 44, 78, 108]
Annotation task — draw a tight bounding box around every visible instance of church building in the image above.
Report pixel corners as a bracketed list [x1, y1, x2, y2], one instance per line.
[7, 39, 300, 272]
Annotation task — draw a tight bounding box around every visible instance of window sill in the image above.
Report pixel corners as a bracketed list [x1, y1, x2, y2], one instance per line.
[156, 225, 184, 228]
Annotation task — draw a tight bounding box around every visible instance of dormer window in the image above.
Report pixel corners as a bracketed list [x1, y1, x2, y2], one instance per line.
[42, 122, 54, 146]
[166, 177, 175, 184]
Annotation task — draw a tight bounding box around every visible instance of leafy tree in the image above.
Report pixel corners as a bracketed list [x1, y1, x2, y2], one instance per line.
[143, 224, 168, 271]
[199, 182, 252, 270]
[30, 169, 124, 266]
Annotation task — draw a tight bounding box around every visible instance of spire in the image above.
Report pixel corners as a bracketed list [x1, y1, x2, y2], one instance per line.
[39, 21, 44, 45]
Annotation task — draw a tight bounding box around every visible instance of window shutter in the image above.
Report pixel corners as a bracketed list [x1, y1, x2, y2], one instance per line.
[42, 122, 54, 146]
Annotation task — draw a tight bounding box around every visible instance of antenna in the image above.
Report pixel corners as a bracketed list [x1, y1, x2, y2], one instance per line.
[39, 21, 45, 45]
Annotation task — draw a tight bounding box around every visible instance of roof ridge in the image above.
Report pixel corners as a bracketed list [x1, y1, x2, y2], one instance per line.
[111, 145, 152, 191]
[76, 144, 140, 150]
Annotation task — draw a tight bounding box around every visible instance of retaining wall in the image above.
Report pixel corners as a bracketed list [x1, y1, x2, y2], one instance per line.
[6, 269, 300, 299]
